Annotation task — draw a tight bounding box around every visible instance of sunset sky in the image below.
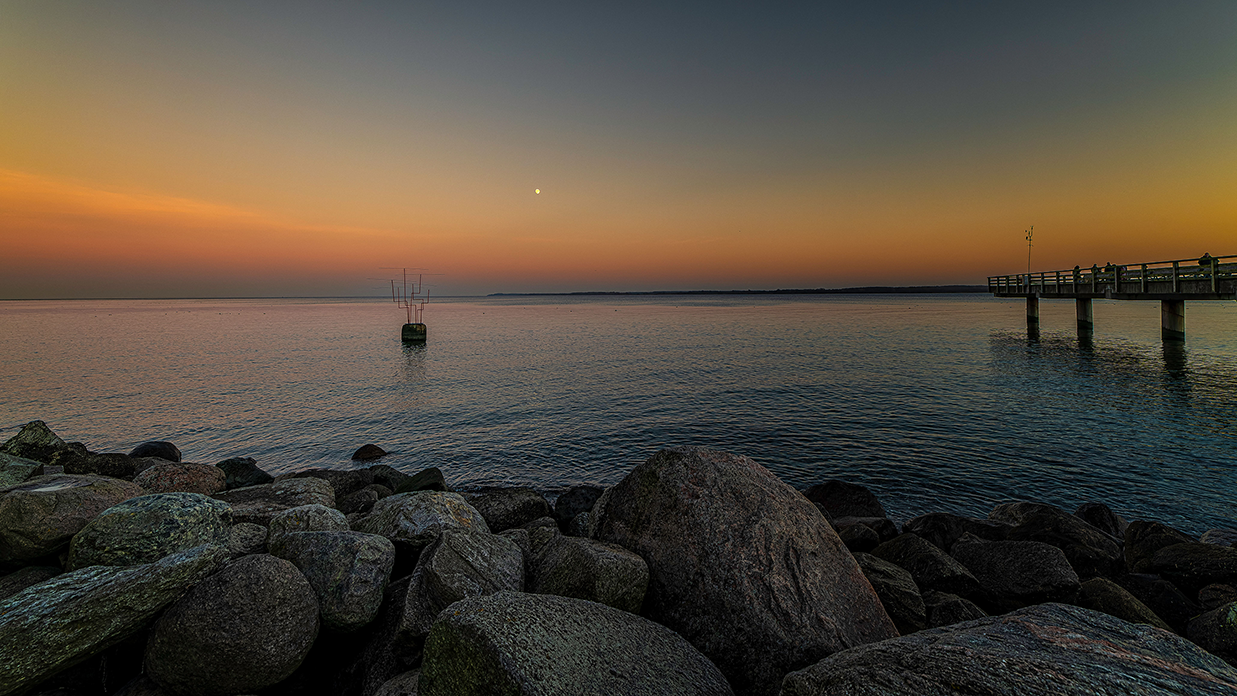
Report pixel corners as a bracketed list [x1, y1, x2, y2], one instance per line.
[2, 2, 1235, 297]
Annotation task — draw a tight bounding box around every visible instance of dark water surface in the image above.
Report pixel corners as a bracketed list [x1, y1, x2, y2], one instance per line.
[2, 294, 1234, 534]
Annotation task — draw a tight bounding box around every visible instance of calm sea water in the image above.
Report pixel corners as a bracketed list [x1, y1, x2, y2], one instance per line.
[2, 294, 1234, 534]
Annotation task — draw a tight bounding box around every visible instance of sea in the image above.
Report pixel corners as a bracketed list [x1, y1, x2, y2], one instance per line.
[2, 294, 1234, 535]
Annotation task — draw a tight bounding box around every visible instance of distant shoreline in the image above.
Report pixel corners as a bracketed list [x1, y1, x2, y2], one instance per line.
[488, 285, 989, 297]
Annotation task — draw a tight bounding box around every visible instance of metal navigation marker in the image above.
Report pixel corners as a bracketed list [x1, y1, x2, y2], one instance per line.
[384, 268, 430, 343]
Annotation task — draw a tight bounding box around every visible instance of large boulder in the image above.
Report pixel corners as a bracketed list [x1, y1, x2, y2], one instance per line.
[780, 603, 1237, 695]
[53, 450, 139, 480]
[0, 420, 72, 463]
[214, 456, 273, 489]
[552, 484, 605, 530]
[590, 447, 896, 696]
[144, 554, 320, 696]
[802, 479, 886, 519]
[1189, 601, 1237, 667]
[1074, 502, 1126, 538]
[0, 544, 228, 696]
[1203, 529, 1237, 547]
[853, 552, 926, 635]
[66, 492, 232, 570]
[418, 591, 733, 696]
[0, 452, 43, 488]
[950, 535, 1080, 613]
[227, 522, 268, 557]
[0, 565, 60, 600]
[989, 501, 1123, 578]
[1202, 585, 1237, 612]
[1144, 542, 1237, 595]
[901, 512, 1010, 552]
[1076, 576, 1171, 631]
[128, 441, 181, 463]
[529, 532, 648, 613]
[354, 491, 489, 559]
[392, 466, 449, 494]
[285, 467, 376, 499]
[465, 487, 551, 532]
[134, 462, 227, 495]
[0, 474, 143, 562]
[267, 503, 350, 550]
[368, 464, 416, 493]
[1125, 520, 1194, 573]
[871, 532, 979, 597]
[1114, 573, 1200, 635]
[212, 477, 334, 525]
[271, 530, 395, 632]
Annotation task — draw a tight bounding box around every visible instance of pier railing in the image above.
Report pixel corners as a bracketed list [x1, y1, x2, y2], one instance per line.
[988, 254, 1237, 300]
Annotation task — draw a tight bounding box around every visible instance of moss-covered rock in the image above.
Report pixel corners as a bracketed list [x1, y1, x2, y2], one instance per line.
[272, 530, 394, 632]
[530, 533, 648, 614]
[1189, 601, 1237, 667]
[267, 503, 349, 552]
[212, 477, 334, 525]
[66, 492, 232, 570]
[0, 474, 143, 563]
[1076, 576, 1171, 631]
[0, 452, 43, 489]
[0, 420, 71, 464]
[354, 491, 488, 557]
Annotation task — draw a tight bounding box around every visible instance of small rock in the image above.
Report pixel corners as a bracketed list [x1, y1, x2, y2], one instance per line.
[465, 487, 551, 532]
[802, 479, 886, 519]
[837, 522, 880, 552]
[134, 462, 226, 495]
[853, 552, 926, 635]
[566, 510, 590, 537]
[212, 477, 335, 526]
[272, 530, 395, 632]
[144, 554, 320, 696]
[0, 474, 143, 562]
[989, 501, 1123, 578]
[832, 516, 898, 542]
[552, 484, 605, 530]
[1202, 529, 1237, 547]
[530, 533, 649, 613]
[352, 444, 388, 461]
[0, 420, 72, 463]
[1202, 584, 1237, 612]
[367, 464, 414, 492]
[338, 488, 382, 515]
[951, 534, 1080, 613]
[871, 532, 980, 597]
[901, 512, 1010, 552]
[267, 503, 350, 552]
[0, 565, 61, 601]
[1188, 601, 1237, 667]
[227, 522, 268, 557]
[1074, 502, 1126, 538]
[393, 466, 450, 493]
[66, 492, 232, 570]
[127, 441, 181, 463]
[1076, 576, 1172, 631]
[921, 589, 987, 628]
[214, 456, 274, 489]
[1125, 520, 1194, 573]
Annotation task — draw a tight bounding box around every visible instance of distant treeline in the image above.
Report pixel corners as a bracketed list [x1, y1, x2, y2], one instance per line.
[489, 285, 988, 297]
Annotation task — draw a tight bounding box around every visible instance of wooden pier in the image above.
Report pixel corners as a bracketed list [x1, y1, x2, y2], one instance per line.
[988, 254, 1236, 341]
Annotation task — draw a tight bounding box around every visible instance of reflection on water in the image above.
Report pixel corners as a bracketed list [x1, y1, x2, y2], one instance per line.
[1, 296, 1234, 534]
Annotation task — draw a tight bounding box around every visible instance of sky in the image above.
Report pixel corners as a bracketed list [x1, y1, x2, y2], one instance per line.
[1, 1, 1235, 297]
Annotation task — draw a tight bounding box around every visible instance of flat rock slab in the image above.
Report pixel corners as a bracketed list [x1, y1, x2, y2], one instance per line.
[418, 591, 733, 696]
[212, 477, 335, 525]
[780, 603, 1237, 696]
[0, 544, 229, 696]
[0, 474, 143, 562]
[134, 463, 226, 495]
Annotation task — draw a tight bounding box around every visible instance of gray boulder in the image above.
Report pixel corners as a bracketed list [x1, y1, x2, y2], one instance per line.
[272, 530, 395, 632]
[552, 484, 605, 529]
[0, 544, 228, 696]
[902, 511, 1010, 552]
[591, 447, 896, 696]
[1125, 520, 1194, 573]
[0, 565, 60, 600]
[951, 534, 1080, 613]
[1076, 576, 1172, 631]
[50, 449, 138, 479]
[530, 532, 648, 613]
[1203, 529, 1237, 547]
[267, 503, 350, 551]
[367, 464, 415, 492]
[780, 603, 1237, 695]
[352, 444, 388, 461]
[853, 552, 926, 635]
[921, 590, 987, 628]
[354, 491, 489, 558]
[836, 522, 880, 552]
[145, 554, 320, 696]
[464, 486, 551, 532]
[66, 492, 232, 570]
[1074, 502, 1126, 538]
[871, 532, 980, 597]
[214, 456, 273, 489]
[0, 474, 143, 562]
[0, 420, 72, 463]
[0, 452, 43, 488]
[1144, 542, 1237, 595]
[339, 486, 387, 515]
[227, 522, 268, 556]
[1189, 601, 1237, 667]
[128, 441, 181, 462]
[989, 501, 1123, 578]
[418, 591, 733, 696]
[285, 467, 376, 499]
[393, 466, 450, 494]
[133, 462, 226, 495]
[802, 479, 886, 518]
[212, 477, 334, 525]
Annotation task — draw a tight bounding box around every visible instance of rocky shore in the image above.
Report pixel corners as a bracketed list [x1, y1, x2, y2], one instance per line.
[1, 420, 1235, 696]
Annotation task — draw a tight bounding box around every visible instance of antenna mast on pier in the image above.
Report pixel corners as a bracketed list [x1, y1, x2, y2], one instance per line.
[1025, 225, 1034, 274]
[385, 268, 430, 343]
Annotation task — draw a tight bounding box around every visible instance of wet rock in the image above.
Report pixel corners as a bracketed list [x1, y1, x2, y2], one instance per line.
[1189, 601, 1237, 666]
[212, 477, 335, 525]
[267, 503, 350, 551]
[0, 420, 72, 463]
[1074, 502, 1126, 538]
[871, 532, 980, 597]
[214, 456, 274, 489]
[128, 441, 181, 463]
[1202, 584, 1237, 612]
[780, 603, 1237, 695]
[552, 484, 605, 530]
[352, 444, 388, 461]
[921, 589, 987, 628]
[54, 450, 138, 480]
[66, 492, 232, 570]
[1125, 520, 1194, 573]
[951, 534, 1080, 613]
[1144, 542, 1237, 595]
[464, 487, 551, 532]
[0, 452, 43, 488]
[227, 522, 268, 556]
[1203, 529, 1237, 547]
[853, 552, 926, 635]
[368, 464, 414, 493]
[837, 522, 880, 552]
[339, 488, 382, 515]
[0, 544, 228, 696]
[1114, 572, 1200, 635]
[354, 491, 489, 561]
[1076, 576, 1172, 631]
[989, 501, 1123, 578]
[134, 462, 226, 495]
[145, 554, 320, 696]
[802, 479, 886, 519]
[0, 565, 60, 600]
[393, 466, 450, 494]
[286, 467, 376, 499]
[418, 591, 733, 696]
[529, 533, 648, 613]
[591, 447, 896, 696]
[272, 530, 395, 632]
[902, 512, 1010, 552]
[0, 474, 143, 562]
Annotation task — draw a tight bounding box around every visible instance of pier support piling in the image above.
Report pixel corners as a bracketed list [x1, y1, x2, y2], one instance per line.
[1161, 300, 1185, 342]
[1026, 295, 1040, 333]
[1075, 298, 1093, 337]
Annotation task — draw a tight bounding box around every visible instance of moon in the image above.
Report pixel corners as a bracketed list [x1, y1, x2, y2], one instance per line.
[535, 188, 540, 194]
